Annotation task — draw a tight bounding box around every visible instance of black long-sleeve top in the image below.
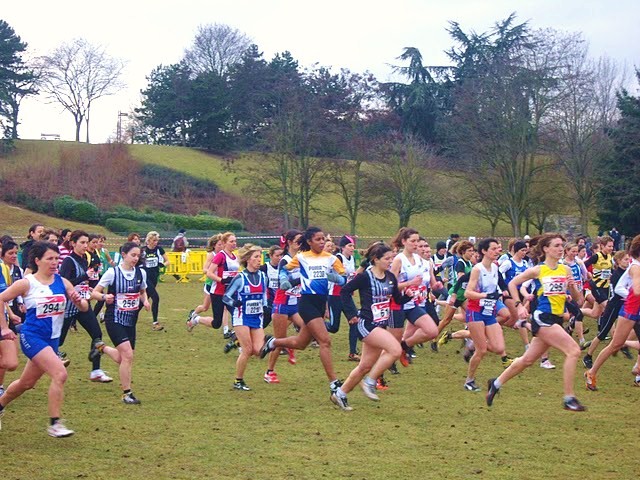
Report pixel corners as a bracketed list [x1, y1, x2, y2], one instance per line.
[340, 269, 411, 322]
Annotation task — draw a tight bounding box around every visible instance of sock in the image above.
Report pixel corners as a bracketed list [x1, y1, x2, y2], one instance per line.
[223, 326, 229, 334]
[336, 387, 347, 399]
[493, 378, 502, 389]
[50, 417, 60, 426]
[465, 377, 474, 384]
[579, 338, 585, 343]
[364, 376, 376, 387]
[501, 356, 508, 362]
[401, 341, 409, 352]
[123, 389, 131, 395]
[192, 316, 200, 325]
[563, 395, 575, 403]
[635, 375, 640, 383]
[235, 378, 243, 383]
[266, 370, 273, 375]
[541, 357, 548, 363]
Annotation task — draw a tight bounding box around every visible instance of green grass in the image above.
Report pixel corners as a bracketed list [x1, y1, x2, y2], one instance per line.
[129, 144, 516, 238]
[1, 280, 637, 479]
[0, 201, 115, 239]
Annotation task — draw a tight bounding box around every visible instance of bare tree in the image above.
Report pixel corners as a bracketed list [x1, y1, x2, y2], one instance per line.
[40, 38, 125, 142]
[183, 23, 251, 76]
[366, 135, 436, 228]
[542, 31, 624, 233]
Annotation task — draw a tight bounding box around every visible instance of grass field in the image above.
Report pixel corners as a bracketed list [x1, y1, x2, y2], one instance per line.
[1, 280, 637, 479]
[0, 201, 114, 240]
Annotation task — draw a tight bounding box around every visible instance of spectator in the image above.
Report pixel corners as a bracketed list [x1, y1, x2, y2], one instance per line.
[445, 233, 460, 255]
[19, 223, 44, 269]
[609, 227, 621, 251]
[172, 229, 188, 252]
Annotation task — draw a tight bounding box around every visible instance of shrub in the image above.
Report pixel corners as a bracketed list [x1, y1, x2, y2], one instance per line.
[71, 200, 101, 224]
[53, 195, 76, 218]
[105, 218, 160, 234]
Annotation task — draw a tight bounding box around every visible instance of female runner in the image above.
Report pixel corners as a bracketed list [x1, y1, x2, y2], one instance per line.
[91, 242, 151, 404]
[486, 233, 586, 411]
[141, 231, 169, 332]
[331, 242, 411, 410]
[222, 244, 267, 391]
[260, 227, 346, 394]
[0, 242, 89, 437]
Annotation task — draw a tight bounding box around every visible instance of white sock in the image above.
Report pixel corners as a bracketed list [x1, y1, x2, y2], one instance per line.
[192, 316, 200, 325]
[363, 376, 376, 387]
[336, 387, 347, 399]
[223, 325, 229, 334]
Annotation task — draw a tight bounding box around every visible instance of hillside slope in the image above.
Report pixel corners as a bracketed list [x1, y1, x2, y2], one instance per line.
[128, 144, 515, 238]
[0, 201, 117, 241]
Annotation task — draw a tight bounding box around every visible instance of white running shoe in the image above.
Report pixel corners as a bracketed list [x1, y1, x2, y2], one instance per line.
[47, 421, 74, 438]
[540, 359, 556, 369]
[330, 393, 353, 411]
[360, 381, 379, 401]
[90, 370, 113, 383]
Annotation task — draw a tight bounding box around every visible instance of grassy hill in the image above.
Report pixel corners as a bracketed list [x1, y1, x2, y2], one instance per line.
[3, 140, 586, 240]
[128, 144, 516, 239]
[0, 201, 116, 240]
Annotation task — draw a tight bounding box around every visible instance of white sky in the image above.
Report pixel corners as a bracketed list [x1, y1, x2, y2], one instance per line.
[3, 0, 639, 142]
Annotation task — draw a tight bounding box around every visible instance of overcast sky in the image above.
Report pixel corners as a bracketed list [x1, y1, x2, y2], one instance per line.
[3, 0, 639, 142]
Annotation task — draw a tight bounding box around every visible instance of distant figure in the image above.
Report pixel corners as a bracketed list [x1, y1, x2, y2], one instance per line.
[609, 227, 621, 251]
[172, 229, 188, 253]
[445, 233, 460, 255]
[19, 224, 44, 270]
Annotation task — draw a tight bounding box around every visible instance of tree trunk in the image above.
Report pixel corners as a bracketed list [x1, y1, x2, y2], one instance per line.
[75, 119, 82, 142]
[580, 208, 589, 236]
[85, 115, 90, 143]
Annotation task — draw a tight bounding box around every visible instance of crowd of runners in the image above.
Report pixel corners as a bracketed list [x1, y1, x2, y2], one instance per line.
[0, 223, 638, 436]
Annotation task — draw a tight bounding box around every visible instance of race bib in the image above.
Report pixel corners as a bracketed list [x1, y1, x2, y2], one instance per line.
[542, 276, 567, 296]
[222, 271, 238, 280]
[145, 257, 159, 269]
[87, 268, 100, 281]
[36, 295, 66, 318]
[268, 277, 279, 290]
[309, 266, 326, 280]
[600, 270, 611, 280]
[480, 298, 497, 316]
[116, 293, 140, 311]
[286, 285, 301, 297]
[371, 301, 390, 323]
[347, 272, 357, 282]
[76, 284, 91, 300]
[406, 285, 427, 304]
[244, 299, 263, 315]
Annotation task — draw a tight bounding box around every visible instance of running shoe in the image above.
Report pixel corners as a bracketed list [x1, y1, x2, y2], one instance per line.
[360, 381, 380, 401]
[407, 348, 417, 359]
[330, 379, 343, 394]
[579, 339, 592, 351]
[462, 348, 474, 363]
[632, 364, 640, 376]
[122, 392, 142, 404]
[233, 380, 251, 391]
[399, 351, 410, 367]
[634, 376, 640, 387]
[88, 340, 105, 361]
[388, 363, 400, 375]
[47, 421, 74, 437]
[186, 309, 196, 332]
[151, 322, 164, 331]
[287, 348, 297, 365]
[330, 393, 353, 411]
[223, 339, 239, 354]
[563, 397, 586, 412]
[260, 335, 274, 359]
[98, 311, 105, 323]
[58, 351, 71, 368]
[0, 386, 4, 397]
[582, 354, 593, 369]
[437, 331, 452, 348]
[223, 329, 233, 340]
[501, 356, 514, 368]
[376, 377, 389, 391]
[540, 359, 556, 369]
[310, 340, 320, 348]
[430, 341, 438, 352]
[486, 378, 499, 406]
[263, 371, 280, 384]
[348, 353, 361, 362]
[620, 346, 633, 360]
[89, 370, 113, 383]
[584, 371, 597, 391]
[464, 380, 481, 392]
